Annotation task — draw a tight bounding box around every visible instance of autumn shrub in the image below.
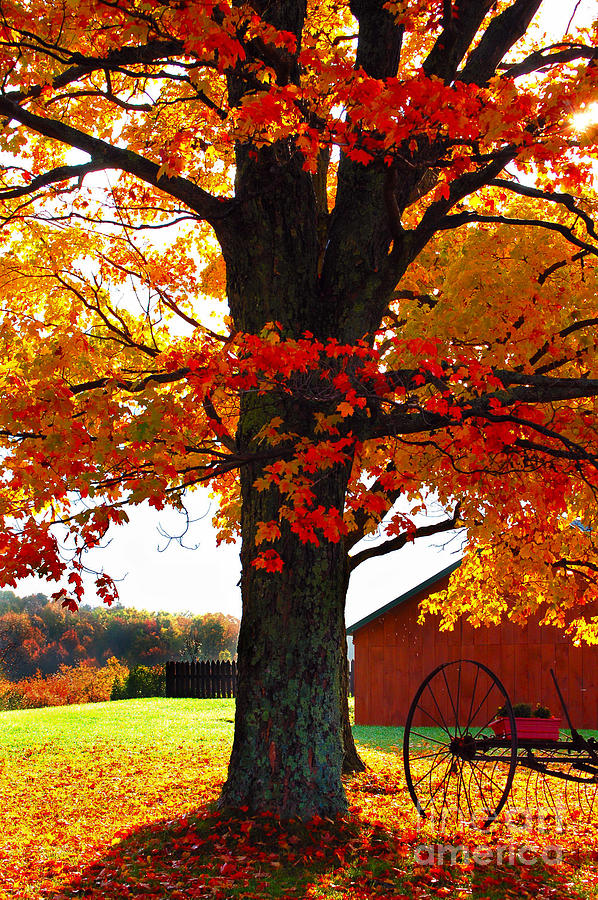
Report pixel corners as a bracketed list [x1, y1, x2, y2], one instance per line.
[111, 664, 165, 700]
[0, 679, 25, 710]
[0, 657, 129, 709]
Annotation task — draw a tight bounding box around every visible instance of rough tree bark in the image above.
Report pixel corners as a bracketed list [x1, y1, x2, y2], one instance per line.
[219, 395, 355, 815]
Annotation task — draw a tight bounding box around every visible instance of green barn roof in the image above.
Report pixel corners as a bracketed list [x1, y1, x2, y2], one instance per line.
[346, 558, 461, 635]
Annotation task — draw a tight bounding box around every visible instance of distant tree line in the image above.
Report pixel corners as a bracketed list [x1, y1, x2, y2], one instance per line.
[0, 590, 239, 680]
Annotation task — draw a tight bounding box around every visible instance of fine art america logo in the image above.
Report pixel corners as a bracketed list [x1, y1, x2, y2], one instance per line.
[414, 842, 563, 867]
[414, 808, 564, 867]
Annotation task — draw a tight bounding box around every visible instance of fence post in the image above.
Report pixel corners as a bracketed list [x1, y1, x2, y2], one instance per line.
[214, 660, 220, 698]
[215, 660, 221, 698]
[205, 659, 214, 699]
[165, 661, 174, 697]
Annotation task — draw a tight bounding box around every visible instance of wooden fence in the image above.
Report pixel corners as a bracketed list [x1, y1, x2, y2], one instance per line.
[166, 659, 355, 699]
[166, 660, 237, 698]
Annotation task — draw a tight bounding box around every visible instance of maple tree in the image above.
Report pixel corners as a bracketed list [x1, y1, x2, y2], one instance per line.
[0, 0, 597, 817]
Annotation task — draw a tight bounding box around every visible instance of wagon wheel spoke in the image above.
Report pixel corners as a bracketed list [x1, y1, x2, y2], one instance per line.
[412, 699, 453, 734]
[455, 662, 463, 738]
[468, 685, 502, 740]
[468, 756, 509, 803]
[564, 755, 598, 820]
[467, 756, 498, 817]
[408, 729, 456, 749]
[464, 665, 481, 738]
[410, 748, 453, 764]
[542, 767, 561, 815]
[411, 750, 452, 788]
[442, 665, 461, 737]
[427, 756, 457, 819]
[457, 759, 477, 823]
[435, 758, 455, 821]
[424, 680, 452, 736]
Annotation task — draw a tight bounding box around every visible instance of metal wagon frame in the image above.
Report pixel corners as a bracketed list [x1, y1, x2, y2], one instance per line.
[403, 659, 598, 828]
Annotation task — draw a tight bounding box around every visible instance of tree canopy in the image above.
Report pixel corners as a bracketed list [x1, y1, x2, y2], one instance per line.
[0, 0, 597, 816]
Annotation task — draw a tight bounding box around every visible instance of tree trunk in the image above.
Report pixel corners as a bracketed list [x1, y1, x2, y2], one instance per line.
[217, 44, 371, 808]
[219, 401, 352, 816]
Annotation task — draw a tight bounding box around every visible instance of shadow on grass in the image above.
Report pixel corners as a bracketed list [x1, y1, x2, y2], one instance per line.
[46, 804, 590, 900]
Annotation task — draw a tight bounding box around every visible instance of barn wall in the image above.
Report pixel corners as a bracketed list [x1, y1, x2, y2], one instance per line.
[352, 577, 598, 729]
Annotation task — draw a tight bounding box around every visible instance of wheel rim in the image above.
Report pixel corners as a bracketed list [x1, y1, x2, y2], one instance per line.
[403, 659, 517, 829]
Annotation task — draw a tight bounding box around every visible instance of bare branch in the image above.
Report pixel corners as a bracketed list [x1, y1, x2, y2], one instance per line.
[488, 178, 598, 242]
[529, 318, 598, 369]
[68, 367, 191, 395]
[498, 43, 597, 79]
[3, 39, 187, 104]
[434, 210, 598, 257]
[408, 146, 517, 258]
[348, 504, 461, 572]
[538, 249, 588, 285]
[0, 161, 104, 199]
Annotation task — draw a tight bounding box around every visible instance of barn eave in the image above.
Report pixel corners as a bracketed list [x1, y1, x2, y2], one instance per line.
[346, 558, 462, 636]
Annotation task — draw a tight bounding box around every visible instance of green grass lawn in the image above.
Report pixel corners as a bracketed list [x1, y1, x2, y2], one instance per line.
[0, 696, 408, 754]
[1, 697, 589, 755]
[0, 696, 235, 752]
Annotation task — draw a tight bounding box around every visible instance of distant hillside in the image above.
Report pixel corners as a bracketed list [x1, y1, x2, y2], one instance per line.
[0, 590, 239, 679]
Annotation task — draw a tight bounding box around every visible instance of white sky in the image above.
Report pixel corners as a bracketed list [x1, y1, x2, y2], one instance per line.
[13, 489, 462, 626]
[9, 0, 594, 626]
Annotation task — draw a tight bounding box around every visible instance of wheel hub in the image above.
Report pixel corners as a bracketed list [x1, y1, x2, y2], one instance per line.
[450, 733, 477, 761]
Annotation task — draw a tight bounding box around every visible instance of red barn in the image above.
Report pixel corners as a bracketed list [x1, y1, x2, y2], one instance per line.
[347, 561, 598, 729]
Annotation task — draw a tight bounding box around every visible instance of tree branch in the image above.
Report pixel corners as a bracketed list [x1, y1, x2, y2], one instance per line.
[345, 487, 403, 554]
[0, 161, 104, 200]
[488, 178, 598, 242]
[422, 0, 494, 82]
[0, 97, 232, 229]
[406, 146, 517, 259]
[369, 376, 598, 440]
[498, 43, 598, 79]
[68, 368, 191, 395]
[348, 504, 461, 572]
[538, 249, 588, 285]
[3, 39, 187, 104]
[434, 211, 598, 257]
[459, 0, 543, 85]
[529, 318, 598, 369]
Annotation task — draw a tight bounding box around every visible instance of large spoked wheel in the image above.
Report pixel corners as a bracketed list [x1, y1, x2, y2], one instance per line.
[403, 659, 517, 829]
